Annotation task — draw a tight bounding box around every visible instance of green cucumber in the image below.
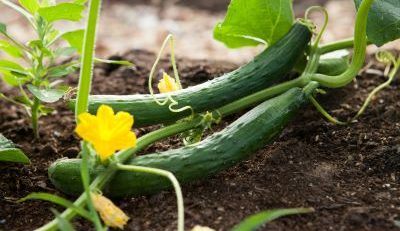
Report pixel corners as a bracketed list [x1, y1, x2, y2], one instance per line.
[70, 23, 311, 128]
[50, 83, 317, 197]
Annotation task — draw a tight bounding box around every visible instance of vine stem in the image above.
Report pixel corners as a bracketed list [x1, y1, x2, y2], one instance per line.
[311, 0, 375, 88]
[31, 97, 40, 139]
[350, 56, 400, 122]
[81, 143, 104, 231]
[75, 0, 102, 120]
[319, 38, 372, 54]
[116, 164, 185, 231]
[309, 96, 345, 125]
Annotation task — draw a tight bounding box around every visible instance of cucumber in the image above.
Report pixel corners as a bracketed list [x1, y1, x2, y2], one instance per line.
[49, 83, 317, 197]
[71, 23, 311, 128]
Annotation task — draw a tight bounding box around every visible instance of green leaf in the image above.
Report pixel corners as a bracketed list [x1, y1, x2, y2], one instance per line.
[28, 40, 52, 57]
[38, 3, 84, 23]
[0, 134, 30, 164]
[14, 95, 32, 106]
[0, 40, 24, 58]
[61, 30, 84, 53]
[27, 85, 65, 103]
[48, 65, 76, 78]
[55, 47, 77, 57]
[1, 74, 19, 86]
[0, 60, 27, 75]
[40, 0, 56, 7]
[354, 0, 400, 46]
[0, 23, 7, 34]
[214, 0, 294, 48]
[18, 193, 93, 221]
[18, 0, 40, 13]
[231, 208, 314, 231]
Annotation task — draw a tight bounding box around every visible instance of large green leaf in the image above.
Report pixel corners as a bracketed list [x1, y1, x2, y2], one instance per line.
[61, 29, 84, 53]
[0, 134, 30, 164]
[231, 208, 314, 231]
[38, 3, 84, 23]
[354, 0, 400, 46]
[18, 0, 40, 13]
[214, 0, 294, 48]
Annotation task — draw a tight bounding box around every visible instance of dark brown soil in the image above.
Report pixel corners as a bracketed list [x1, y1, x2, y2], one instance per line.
[1, 49, 400, 231]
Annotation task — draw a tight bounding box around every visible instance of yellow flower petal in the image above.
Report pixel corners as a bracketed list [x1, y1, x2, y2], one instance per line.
[112, 112, 134, 137]
[75, 105, 137, 162]
[92, 142, 117, 161]
[75, 113, 99, 142]
[158, 72, 179, 93]
[113, 132, 137, 150]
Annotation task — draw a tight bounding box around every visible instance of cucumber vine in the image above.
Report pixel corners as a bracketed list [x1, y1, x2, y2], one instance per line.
[13, 0, 400, 230]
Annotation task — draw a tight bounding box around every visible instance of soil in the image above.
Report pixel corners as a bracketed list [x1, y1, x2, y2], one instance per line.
[1, 49, 400, 231]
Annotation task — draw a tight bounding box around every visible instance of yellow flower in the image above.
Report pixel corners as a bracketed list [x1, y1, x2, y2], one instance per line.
[191, 225, 215, 231]
[158, 72, 179, 93]
[75, 105, 137, 161]
[91, 192, 130, 229]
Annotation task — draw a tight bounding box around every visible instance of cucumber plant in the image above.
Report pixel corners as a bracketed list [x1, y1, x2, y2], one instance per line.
[17, 0, 400, 230]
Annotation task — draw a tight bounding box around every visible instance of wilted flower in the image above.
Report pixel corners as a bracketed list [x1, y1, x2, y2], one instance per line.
[91, 192, 130, 229]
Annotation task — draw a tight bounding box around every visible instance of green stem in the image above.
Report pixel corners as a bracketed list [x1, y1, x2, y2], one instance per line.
[218, 77, 304, 116]
[116, 117, 202, 162]
[31, 97, 40, 139]
[309, 96, 345, 125]
[117, 164, 184, 231]
[351, 61, 400, 121]
[305, 6, 329, 50]
[319, 38, 372, 54]
[320, 38, 355, 54]
[311, 0, 374, 88]
[75, 0, 102, 120]
[81, 143, 103, 231]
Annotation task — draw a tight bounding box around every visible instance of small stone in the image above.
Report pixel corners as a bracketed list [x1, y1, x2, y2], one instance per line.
[62, 147, 80, 158]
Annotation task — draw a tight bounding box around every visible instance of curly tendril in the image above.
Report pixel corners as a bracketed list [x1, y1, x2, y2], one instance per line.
[148, 34, 193, 115]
